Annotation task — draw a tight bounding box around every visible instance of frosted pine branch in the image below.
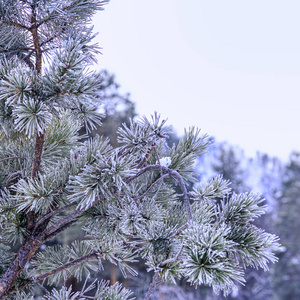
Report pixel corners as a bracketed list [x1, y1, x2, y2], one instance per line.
[0, 1, 281, 299]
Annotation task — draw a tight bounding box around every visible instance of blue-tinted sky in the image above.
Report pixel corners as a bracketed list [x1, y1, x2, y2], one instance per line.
[93, 0, 300, 161]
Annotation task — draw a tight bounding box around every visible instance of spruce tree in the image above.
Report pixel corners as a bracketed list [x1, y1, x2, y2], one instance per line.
[0, 1, 281, 299]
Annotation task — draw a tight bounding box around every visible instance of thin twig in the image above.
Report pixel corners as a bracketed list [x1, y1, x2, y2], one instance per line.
[125, 164, 193, 222]
[144, 272, 161, 300]
[163, 168, 193, 223]
[33, 202, 77, 234]
[153, 147, 163, 177]
[8, 252, 99, 295]
[0, 47, 33, 53]
[135, 174, 169, 201]
[42, 195, 102, 237]
[0, 156, 26, 163]
[37, 282, 50, 296]
[116, 145, 130, 158]
[2, 20, 29, 30]
[43, 208, 85, 236]
[33, 251, 98, 283]
[6, 171, 23, 187]
[124, 165, 162, 184]
[171, 223, 189, 238]
[151, 180, 164, 201]
[43, 220, 77, 243]
[159, 243, 184, 267]
[122, 191, 139, 210]
[40, 33, 60, 47]
[136, 145, 154, 169]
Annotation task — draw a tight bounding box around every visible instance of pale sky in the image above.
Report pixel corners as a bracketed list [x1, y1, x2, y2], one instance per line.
[93, 0, 300, 162]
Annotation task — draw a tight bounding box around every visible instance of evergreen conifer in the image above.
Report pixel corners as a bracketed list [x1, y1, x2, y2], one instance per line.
[0, 1, 280, 298]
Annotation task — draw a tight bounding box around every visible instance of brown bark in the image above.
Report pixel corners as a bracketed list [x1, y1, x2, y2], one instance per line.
[33, 252, 97, 283]
[0, 234, 44, 298]
[0, 131, 46, 298]
[2, 20, 29, 30]
[0, 3, 47, 297]
[28, 131, 45, 230]
[30, 5, 42, 75]
[27, 2, 45, 231]
[8, 252, 98, 294]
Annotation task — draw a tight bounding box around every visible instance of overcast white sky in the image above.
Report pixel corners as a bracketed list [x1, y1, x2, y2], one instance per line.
[93, 0, 300, 162]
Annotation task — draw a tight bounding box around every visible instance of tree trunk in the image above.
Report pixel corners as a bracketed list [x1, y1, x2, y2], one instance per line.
[0, 234, 44, 298]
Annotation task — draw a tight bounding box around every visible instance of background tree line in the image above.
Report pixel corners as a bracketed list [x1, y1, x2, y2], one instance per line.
[76, 69, 299, 300]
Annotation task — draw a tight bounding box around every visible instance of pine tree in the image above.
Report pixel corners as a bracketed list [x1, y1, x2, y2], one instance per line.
[212, 143, 247, 193]
[0, 1, 281, 299]
[92, 69, 136, 147]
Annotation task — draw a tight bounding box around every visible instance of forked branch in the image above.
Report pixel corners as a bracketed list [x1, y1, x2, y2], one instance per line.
[125, 164, 193, 222]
